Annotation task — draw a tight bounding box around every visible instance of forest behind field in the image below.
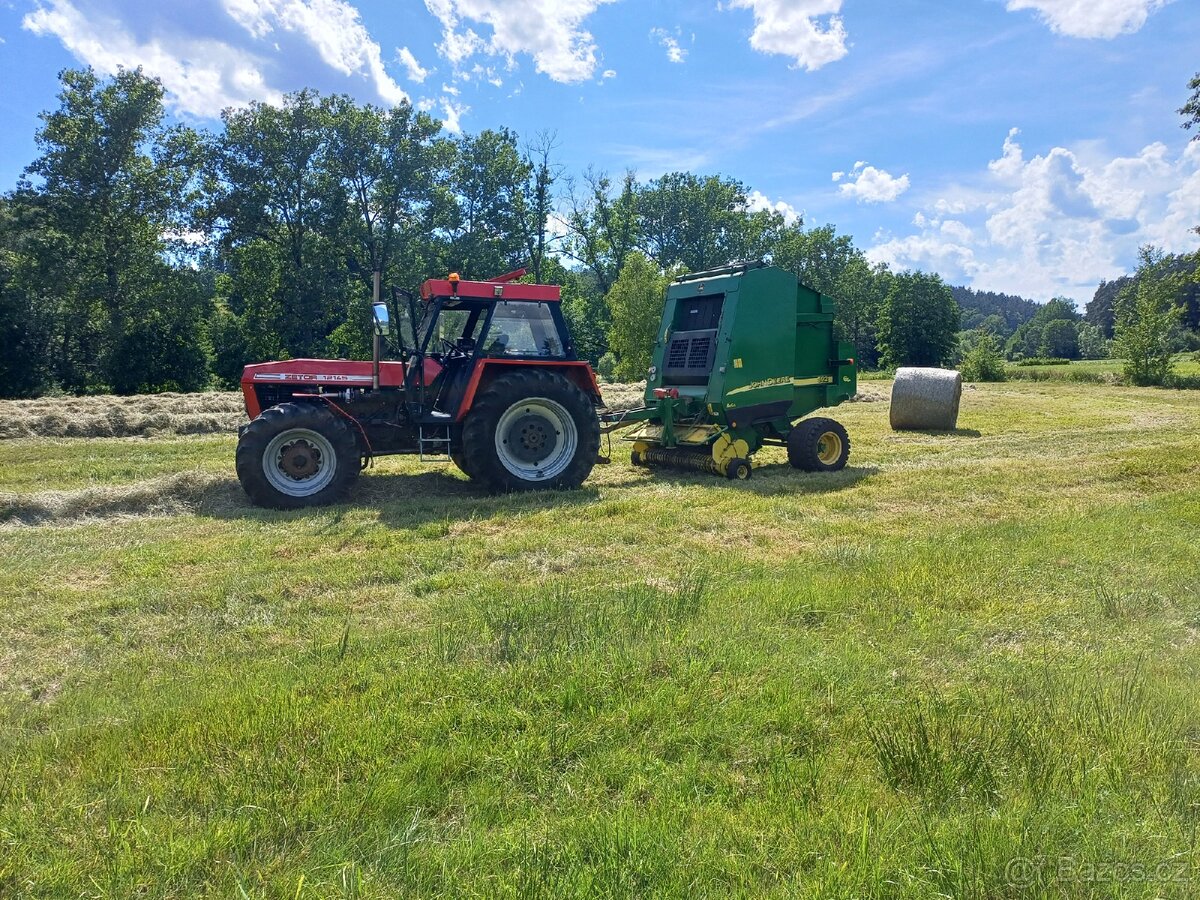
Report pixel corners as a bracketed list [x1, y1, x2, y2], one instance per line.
[2, 67, 1198, 398]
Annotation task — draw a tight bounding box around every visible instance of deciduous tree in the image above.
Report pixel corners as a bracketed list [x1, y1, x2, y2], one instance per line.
[327, 97, 449, 297]
[1114, 246, 1184, 386]
[563, 168, 639, 294]
[444, 128, 530, 278]
[1076, 321, 1110, 360]
[876, 271, 959, 368]
[637, 172, 781, 272]
[212, 89, 346, 358]
[22, 67, 209, 393]
[605, 251, 677, 380]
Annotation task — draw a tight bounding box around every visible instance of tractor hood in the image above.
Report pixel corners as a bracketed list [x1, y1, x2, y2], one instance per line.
[240, 358, 407, 417]
[242, 358, 407, 387]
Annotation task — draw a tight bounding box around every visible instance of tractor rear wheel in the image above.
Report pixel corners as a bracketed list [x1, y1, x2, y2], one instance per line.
[461, 369, 600, 491]
[450, 448, 478, 480]
[236, 402, 361, 509]
[787, 417, 850, 472]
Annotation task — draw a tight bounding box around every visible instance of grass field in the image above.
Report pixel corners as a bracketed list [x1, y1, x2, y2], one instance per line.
[1005, 354, 1200, 385]
[2, 380, 1199, 897]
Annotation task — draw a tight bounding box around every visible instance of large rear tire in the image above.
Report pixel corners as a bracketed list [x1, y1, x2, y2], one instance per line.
[787, 417, 850, 472]
[236, 402, 360, 509]
[461, 370, 600, 491]
[450, 449, 478, 480]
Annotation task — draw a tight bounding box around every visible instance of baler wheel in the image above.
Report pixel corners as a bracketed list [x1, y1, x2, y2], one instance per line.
[788, 417, 850, 472]
[236, 402, 360, 508]
[725, 457, 753, 480]
[461, 369, 600, 491]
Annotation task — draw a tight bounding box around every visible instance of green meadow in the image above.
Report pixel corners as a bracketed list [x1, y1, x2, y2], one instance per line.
[1006, 353, 1200, 385]
[1, 379, 1198, 897]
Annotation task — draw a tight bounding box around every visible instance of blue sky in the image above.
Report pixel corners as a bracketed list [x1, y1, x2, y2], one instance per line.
[1, 0, 1197, 303]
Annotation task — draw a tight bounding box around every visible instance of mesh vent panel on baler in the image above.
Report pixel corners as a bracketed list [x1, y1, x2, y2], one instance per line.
[666, 338, 690, 369]
[686, 336, 712, 368]
[662, 329, 717, 385]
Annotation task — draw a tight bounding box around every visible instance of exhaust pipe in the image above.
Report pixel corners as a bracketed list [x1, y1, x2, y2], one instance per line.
[372, 269, 382, 390]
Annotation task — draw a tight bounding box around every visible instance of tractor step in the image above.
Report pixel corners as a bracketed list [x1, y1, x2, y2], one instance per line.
[418, 425, 452, 462]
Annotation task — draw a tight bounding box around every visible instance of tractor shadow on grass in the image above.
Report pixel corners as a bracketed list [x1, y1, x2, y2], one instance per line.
[193, 460, 874, 529]
[363, 471, 603, 530]
[636, 463, 880, 496]
[197, 469, 603, 529]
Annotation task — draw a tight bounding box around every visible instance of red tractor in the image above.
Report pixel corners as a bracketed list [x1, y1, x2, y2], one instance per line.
[236, 270, 603, 508]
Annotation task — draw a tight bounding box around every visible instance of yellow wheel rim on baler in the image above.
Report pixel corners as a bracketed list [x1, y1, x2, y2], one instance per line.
[817, 431, 843, 465]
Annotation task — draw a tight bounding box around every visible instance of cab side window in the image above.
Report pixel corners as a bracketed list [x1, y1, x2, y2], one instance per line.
[484, 302, 563, 357]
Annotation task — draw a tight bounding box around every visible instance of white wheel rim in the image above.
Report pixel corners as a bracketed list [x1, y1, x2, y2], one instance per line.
[263, 428, 338, 497]
[494, 396, 578, 482]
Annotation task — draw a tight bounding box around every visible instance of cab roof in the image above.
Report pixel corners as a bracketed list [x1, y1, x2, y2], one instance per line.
[419, 268, 561, 303]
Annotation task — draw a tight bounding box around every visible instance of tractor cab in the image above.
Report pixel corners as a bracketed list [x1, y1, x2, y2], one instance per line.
[393, 269, 582, 422]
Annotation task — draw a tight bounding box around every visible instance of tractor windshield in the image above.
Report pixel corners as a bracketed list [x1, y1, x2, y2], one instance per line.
[482, 302, 564, 357]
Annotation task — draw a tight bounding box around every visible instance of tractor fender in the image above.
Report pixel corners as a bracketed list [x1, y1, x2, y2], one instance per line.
[455, 359, 602, 421]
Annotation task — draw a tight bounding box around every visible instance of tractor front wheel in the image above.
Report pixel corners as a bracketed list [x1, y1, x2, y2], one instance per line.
[787, 417, 850, 472]
[236, 402, 361, 508]
[461, 370, 600, 491]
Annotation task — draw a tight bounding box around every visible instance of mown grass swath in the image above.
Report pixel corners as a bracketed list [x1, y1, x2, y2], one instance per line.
[1, 379, 1198, 896]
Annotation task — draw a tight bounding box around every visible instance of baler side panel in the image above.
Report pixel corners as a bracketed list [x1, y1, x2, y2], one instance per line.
[786, 282, 841, 422]
[721, 268, 804, 428]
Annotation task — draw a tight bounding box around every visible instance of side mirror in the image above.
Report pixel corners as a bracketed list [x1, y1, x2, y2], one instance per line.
[372, 302, 390, 336]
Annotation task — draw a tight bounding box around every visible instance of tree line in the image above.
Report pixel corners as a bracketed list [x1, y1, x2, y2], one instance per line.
[1, 67, 1196, 398]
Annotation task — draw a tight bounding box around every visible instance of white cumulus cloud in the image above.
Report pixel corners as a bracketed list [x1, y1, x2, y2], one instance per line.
[424, 0, 616, 83]
[723, 0, 847, 71]
[397, 46, 430, 83]
[440, 98, 469, 133]
[253, 0, 406, 105]
[649, 27, 687, 64]
[867, 131, 1200, 302]
[745, 189, 801, 224]
[24, 1, 277, 116]
[837, 162, 910, 203]
[1005, 0, 1172, 39]
[22, 0, 407, 117]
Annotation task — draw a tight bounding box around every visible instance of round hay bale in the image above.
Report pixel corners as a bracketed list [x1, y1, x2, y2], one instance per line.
[890, 367, 963, 431]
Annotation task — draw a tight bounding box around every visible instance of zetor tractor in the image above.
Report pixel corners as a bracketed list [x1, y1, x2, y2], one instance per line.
[236, 269, 602, 508]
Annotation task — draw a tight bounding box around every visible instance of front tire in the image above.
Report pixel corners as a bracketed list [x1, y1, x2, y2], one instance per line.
[787, 417, 850, 472]
[236, 402, 360, 509]
[461, 370, 600, 491]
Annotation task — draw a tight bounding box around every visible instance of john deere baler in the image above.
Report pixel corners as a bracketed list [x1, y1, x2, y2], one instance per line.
[605, 260, 857, 479]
